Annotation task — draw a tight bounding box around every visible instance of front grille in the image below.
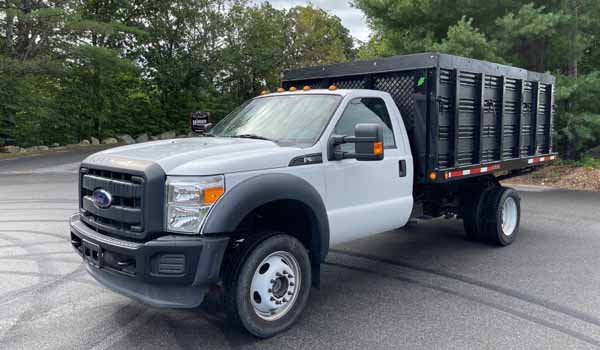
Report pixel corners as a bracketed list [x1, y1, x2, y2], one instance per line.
[80, 167, 145, 240]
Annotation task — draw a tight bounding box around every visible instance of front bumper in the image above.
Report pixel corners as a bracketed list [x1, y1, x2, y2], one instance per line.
[70, 213, 229, 308]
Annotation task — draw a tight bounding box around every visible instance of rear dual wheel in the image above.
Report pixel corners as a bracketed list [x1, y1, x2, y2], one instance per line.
[463, 186, 521, 246]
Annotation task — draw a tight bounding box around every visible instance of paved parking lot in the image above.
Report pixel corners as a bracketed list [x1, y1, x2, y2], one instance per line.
[1, 150, 600, 349]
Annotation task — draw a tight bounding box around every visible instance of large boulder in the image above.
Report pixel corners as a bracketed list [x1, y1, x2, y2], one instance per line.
[90, 137, 100, 145]
[116, 134, 135, 144]
[135, 133, 149, 143]
[80, 139, 90, 145]
[26, 146, 47, 152]
[159, 131, 176, 140]
[102, 137, 118, 145]
[1, 145, 21, 153]
[51, 143, 60, 148]
[150, 135, 160, 141]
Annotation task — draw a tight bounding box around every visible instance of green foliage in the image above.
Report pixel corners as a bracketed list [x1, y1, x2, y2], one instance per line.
[355, 0, 600, 159]
[432, 17, 503, 62]
[285, 6, 354, 68]
[581, 156, 600, 169]
[554, 72, 600, 158]
[0, 0, 355, 146]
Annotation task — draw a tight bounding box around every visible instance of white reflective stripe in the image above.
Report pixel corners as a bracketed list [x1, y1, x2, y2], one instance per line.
[550, 155, 556, 160]
[481, 167, 488, 172]
[528, 159, 534, 164]
[540, 157, 546, 162]
[462, 170, 470, 176]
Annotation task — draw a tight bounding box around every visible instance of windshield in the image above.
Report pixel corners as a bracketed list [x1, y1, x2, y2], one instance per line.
[208, 94, 342, 147]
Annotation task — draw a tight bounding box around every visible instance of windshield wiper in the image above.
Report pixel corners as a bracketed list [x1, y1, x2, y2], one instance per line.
[232, 134, 273, 141]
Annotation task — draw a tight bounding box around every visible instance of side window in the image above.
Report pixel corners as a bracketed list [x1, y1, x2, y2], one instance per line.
[334, 97, 396, 153]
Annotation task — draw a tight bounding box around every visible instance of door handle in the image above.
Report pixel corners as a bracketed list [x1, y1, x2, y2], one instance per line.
[399, 160, 407, 177]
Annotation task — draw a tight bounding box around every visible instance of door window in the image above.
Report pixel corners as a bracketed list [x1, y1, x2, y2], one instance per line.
[334, 97, 396, 153]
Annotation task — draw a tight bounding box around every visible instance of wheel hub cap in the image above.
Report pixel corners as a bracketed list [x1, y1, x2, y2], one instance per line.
[501, 197, 518, 236]
[250, 251, 301, 321]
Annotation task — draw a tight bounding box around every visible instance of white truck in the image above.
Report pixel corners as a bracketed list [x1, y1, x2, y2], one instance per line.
[70, 53, 557, 337]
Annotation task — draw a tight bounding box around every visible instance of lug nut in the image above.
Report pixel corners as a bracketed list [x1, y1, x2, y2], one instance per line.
[276, 272, 282, 277]
[283, 270, 288, 275]
[276, 300, 282, 305]
[283, 298, 288, 303]
[268, 288, 273, 293]
[288, 291, 293, 296]
[270, 297, 275, 301]
[270, 279, 276, 283]
[288, 275, 294, 279]
[289, 282, 295, 287]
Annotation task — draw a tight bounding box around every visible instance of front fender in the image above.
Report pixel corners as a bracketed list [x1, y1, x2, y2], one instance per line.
[201, 173, 330, 262]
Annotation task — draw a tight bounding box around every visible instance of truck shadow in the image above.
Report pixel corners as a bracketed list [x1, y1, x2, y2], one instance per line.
[109, 218, 516, 348]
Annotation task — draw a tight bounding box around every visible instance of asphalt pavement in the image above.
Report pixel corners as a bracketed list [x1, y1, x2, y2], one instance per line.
[1, 149, 600, 349]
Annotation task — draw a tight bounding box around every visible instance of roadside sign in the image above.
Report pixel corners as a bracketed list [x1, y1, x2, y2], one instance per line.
[190, 111, 210, 134]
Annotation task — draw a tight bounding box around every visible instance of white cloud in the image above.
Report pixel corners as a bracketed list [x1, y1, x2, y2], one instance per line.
[250, 0, 371, 42]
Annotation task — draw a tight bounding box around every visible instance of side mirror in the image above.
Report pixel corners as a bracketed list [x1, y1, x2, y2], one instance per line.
[329, 123, 384, 161]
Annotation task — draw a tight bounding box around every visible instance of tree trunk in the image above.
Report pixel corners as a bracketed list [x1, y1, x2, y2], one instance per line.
[5, 2, 14, 57]
[568, 0, 579, 78]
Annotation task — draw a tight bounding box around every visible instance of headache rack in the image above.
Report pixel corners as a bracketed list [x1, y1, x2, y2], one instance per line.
[281, 52, 557, 183]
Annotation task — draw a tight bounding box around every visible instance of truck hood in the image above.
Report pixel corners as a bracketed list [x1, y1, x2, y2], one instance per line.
[84, 137, 305, 175]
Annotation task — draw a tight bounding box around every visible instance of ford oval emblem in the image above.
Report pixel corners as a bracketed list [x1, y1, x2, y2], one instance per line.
[92, 189, 113, 209]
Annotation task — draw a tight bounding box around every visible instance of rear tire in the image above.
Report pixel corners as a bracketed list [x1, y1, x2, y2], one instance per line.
[223, 233, 311, 338]
[482, 186, 521, 246]
[462, 187, 493, 242]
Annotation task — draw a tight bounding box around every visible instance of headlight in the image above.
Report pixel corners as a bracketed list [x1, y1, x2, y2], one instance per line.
[165, 175, 225, 234]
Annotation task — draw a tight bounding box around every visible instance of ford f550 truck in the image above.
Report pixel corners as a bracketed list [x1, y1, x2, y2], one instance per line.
[70, 53, 556, 337]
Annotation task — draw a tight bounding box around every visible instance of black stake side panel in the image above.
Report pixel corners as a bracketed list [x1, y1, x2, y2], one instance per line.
[281, 52, 556, 183]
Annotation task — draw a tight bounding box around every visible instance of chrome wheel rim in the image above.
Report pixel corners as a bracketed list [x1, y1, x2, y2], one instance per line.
[501, 197, 518, 236]
[250, 251, 301, 321]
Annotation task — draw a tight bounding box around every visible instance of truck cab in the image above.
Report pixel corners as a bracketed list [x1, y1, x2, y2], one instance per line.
[70, 88, 415, 337]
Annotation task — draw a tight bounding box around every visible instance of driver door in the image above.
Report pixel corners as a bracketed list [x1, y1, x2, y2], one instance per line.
[324, 96, 413, 245]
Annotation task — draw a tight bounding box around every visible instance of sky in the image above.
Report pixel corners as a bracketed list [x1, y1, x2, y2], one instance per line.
[250, 0, 372, 42]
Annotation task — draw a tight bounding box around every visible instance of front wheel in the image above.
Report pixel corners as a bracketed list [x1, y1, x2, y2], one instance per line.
[224, 233, 312, 338]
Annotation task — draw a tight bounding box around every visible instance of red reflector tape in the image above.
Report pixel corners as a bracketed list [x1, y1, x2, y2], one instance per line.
[447, 164, 501, 179]
[528, 155, 557, 164]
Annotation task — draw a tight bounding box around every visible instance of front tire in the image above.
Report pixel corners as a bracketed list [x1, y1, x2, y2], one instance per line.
[224, 233, 312, 338]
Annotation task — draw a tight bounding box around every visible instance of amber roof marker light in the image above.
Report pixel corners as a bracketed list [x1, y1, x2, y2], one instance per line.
[289, 86, 297, 92]
[303, 85, 311, 91]
[276, 87, 285, 93]
[328, 85, 337, 91]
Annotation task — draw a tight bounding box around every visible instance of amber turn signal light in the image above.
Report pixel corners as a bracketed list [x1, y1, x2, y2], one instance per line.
[260, 90, 269, 95]
[303, 85, 311, 91]
[429, 172, 438, 181]
[289, 86, 297, 92]
[276, 87, 285, 93]
[203, 187, 224, 204]
[373, 142, 383, 156]
[328, 85, 337, 91]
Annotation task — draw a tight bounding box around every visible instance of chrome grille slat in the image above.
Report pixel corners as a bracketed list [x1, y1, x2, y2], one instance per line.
[82, 175, 143, 200]
[82, 197, 141, 224]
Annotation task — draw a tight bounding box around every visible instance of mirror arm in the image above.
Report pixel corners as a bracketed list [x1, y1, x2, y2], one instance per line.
[331, 135, 377, 145]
